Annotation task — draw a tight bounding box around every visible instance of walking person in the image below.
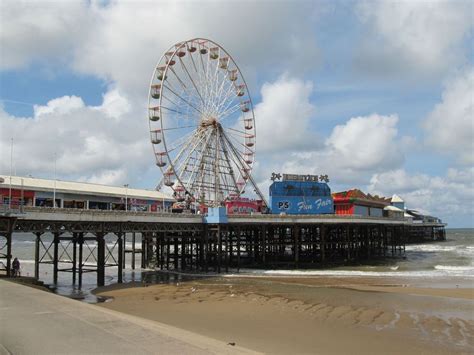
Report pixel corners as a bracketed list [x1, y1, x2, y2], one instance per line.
[12, 257, 20, 277]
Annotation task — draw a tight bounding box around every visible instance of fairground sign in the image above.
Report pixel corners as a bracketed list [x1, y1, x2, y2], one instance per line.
[271, 173, 330, 183]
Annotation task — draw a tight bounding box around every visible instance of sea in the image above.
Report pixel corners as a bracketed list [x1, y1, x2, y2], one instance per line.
[7, 228, 474, 302]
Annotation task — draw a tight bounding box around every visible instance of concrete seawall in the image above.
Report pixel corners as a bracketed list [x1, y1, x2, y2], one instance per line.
[0, 280, 258, 354]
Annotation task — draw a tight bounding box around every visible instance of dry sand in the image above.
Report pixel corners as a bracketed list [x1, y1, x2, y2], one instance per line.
[97, 275, 474, 354]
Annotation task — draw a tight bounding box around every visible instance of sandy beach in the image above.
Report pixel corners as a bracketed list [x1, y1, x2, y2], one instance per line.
[96, 274, 474, 354]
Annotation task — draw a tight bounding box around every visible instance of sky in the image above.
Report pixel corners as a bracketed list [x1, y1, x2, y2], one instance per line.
[0, 0, 472, 227]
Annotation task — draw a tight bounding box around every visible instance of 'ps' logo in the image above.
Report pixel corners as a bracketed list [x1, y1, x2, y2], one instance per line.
[278, 201, 290, 210]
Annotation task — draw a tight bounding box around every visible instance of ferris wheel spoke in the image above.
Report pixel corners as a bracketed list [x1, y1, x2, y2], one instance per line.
[161, 94, 182, 111]
[216, 84, 239, 117]
[219, 103, 242, 122]
[225, 129, 253, 155]
[214, 65, 234, 104]
[162, 124, 199, 131]
[163, 83, 205, 116]
[188, 50, 200, 73]
[168, 66, 189, 91]
[160, 105, 189, 115]
[167, 132, 203, 183]
[166, 129, 198, 153]
[184, 130, 214, 192]
[178, 56, 205, 106]
[192, 130, 215, 196]
[220, 129, 252, 184]
[174, 130, 210, 183]
[226, 126, 249, 136]
[209, 55, 222, 114]
[218, 128, 240, 193]
[200, 59, 213, 114]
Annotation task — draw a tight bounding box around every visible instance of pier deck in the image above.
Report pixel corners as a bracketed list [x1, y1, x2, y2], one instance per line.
[0, 280, 256, 354]
[0, 208, 446, 287]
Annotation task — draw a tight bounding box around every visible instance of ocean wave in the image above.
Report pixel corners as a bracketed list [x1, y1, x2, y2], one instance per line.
[405, 245, 457, 252]
[434, 265, 474, 271]
[235, 269, 474, 278]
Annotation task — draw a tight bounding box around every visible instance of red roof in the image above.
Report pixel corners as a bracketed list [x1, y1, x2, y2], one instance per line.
[332, 189, 390, 207]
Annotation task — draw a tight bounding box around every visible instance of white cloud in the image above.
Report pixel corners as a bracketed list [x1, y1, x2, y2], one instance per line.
[0, 91, 152, 186]
[1, 1, 322, 99]
[86, 169, 127, 186]
[95, 89, 131, 119]
[0, 0, 90, 70]
[34, 96, 85, 117]
[326, 114, 402, 171]
[253, 112, 405, 189]
[423, 67, 474, 164]
[368, 167, 474, 226]
[356, 0, 473, 76]
[255, 75, 318, 153]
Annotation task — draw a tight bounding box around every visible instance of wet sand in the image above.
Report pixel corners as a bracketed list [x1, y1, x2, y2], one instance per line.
[97, 275, 474, 354]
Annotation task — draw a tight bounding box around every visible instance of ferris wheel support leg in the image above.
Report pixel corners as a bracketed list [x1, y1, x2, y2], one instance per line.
[247, 174, 268, 207]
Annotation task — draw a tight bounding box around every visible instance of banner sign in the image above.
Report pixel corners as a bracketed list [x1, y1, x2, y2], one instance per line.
[270, 196, 334, 215]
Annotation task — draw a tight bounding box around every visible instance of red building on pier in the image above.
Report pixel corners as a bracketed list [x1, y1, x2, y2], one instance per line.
[332, 189, 390, 217]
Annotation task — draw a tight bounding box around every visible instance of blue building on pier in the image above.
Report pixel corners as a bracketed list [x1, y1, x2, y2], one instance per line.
[269, 174, 333, 215]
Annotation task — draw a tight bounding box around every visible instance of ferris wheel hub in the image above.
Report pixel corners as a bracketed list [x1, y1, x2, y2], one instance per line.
[200, 117, 218, 128]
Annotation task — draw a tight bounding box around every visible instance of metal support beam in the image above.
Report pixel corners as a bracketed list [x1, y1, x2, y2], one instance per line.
[34, 233, 40, 279]
[53, 232, 59, 284]
[117, 233, 123, 283]
[72, 233, 77, 284]
[293, 225, 299, 267]
[78, 233, 83, 288]
[97, 233, 105, 287]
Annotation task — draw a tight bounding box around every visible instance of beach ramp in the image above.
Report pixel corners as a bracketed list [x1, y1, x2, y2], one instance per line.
[0, 280, 257, 355]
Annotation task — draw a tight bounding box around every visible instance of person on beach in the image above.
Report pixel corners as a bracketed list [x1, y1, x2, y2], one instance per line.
[12, 257, 20, 277]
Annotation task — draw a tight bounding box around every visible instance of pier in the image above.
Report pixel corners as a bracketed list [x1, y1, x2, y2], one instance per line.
[0, 207, 445, 287]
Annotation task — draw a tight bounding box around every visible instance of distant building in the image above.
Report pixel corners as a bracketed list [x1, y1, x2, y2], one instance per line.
[0, 175, 173, 212]
[390, 194, 405, 210]
[405, 209, 442, 224]
[332, 189, 390, 217]
[383, 205, 404, 219]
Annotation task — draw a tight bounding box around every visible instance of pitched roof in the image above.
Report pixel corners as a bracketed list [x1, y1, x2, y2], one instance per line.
[332, 189, 390, 206]
[0, 175, 173, 201]
[391, 194, 404, 203]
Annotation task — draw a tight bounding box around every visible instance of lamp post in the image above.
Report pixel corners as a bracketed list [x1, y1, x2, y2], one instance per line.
[53, 152, 57, 208]
[9, 138, 13, 210]
[124, 184, 129, 211]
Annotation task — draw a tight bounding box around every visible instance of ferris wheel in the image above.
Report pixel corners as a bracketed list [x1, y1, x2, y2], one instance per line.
[148, 38, 265, 207]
